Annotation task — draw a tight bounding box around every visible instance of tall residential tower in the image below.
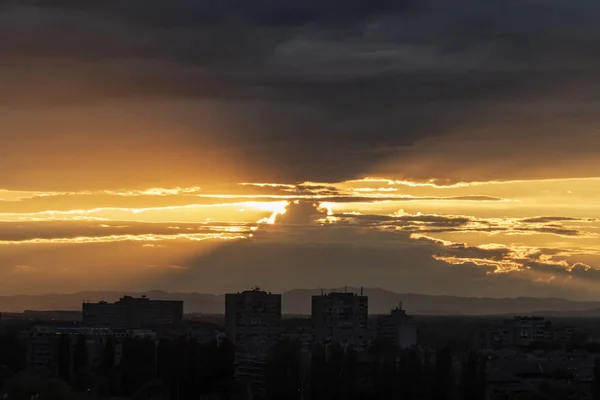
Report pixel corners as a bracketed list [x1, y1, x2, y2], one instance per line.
[311, 290, 368, 347]
[225, 287, 282, 391]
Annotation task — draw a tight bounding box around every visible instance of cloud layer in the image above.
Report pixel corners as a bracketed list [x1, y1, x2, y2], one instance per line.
[3, 0, 600, 189]
[2, 1, 600, 298]
[1, 179, 600, 300]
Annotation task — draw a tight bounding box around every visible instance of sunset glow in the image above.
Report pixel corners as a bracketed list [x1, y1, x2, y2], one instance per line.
[3, 0, 600, 300]
[2, 176, 600, 296]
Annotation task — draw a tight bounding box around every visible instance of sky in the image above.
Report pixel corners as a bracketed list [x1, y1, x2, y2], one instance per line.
[3, 0, 600, 299]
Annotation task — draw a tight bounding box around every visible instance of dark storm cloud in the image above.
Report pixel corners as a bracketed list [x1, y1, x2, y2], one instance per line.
[157, 222, 599, 298]
[170, 226, 502, 296]
[4, 0, 595, 95]
[16, 0, 418, 29]
[3, 0, 600, 186]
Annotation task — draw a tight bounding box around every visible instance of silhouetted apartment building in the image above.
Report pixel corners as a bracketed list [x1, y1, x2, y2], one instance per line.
[21, 326, 56, 371]
[21, 325, 156, 372]
[225, 287, 282, 392]
[377, 304, 417, 349]
[312, 290, 368, 347]
[82, 295, 183, 329]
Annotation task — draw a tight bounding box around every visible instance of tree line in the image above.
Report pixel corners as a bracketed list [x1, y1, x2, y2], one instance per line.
[26, 330, 600, 400]
[0, 331, 490, 400]
[58, 335, 237, 400]
[265, 338, 487, 400]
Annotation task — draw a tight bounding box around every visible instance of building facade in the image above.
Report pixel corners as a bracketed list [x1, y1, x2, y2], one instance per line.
[377, 304, 417, 349]
[82, 295, 183, 328]
[311, 291, 368, 347]
[21, 326, 56, 371]
[21, 326, 156, 372]
[225, 288, 282, 391]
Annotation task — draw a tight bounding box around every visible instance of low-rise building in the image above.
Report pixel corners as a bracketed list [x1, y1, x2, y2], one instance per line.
[21, 325, 156, 372]
[377, 304, 417, 349]
[82, 295, 183, 329]
[478, 317, 574, 349]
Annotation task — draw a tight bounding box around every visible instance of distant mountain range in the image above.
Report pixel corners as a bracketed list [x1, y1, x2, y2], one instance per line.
[3, 288, 600, 316]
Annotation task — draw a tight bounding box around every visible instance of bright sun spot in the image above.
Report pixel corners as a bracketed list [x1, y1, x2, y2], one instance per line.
[253, 201, 289, 224]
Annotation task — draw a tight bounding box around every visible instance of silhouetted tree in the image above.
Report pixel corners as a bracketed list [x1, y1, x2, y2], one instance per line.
[369, 339, 400, 400]
[0, 365, 13, 392]
[310, 344, 327, 400]
[341, 346, 359, 400]
[0, 333, 26, 372]
[325, 343, 347, 400]
[132, 379, 169, 400]
[57, 334, 71, 383]
[101, 336, 115, 374]
[265, 339, 302, 400]
[593, 357, 600, 400]
[460, 350, 486, 400]
[120, 337, 156, 397]
[568, 331, 588, 350]
[203, 337, 236, 399]
[94, 336, 117, 397]
[71, 368, 98, 393]
[155, 336, 235, 400]
[405, 347, 426, 400]
[421, 348, 434, 400]
[433, 346, 456, 400]
[156, 338, 175, 397]
[73, 334, 88, 372]
[1, 372, 71, 400]
[157, 337, 192, 400]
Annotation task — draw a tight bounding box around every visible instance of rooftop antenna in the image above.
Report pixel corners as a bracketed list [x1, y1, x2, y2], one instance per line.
[399, 301, 403, 310]
[360, 286, 363, 296]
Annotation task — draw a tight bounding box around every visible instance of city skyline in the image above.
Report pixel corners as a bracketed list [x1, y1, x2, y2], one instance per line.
[3, 1, 600, 300]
